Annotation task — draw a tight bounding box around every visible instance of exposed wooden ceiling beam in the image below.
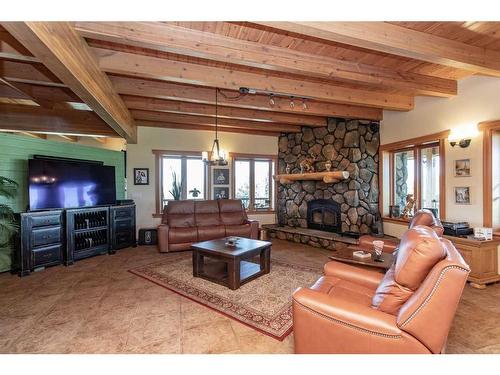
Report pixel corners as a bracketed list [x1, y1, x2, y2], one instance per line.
[131, 110, 301, 133]
[111, 76, 383, 120]
[19, 131, 46, 140]
[91, 47, 413, 111]
[2, 22, 137, 142]
[92, 136, 107, 144]
[75, 22, 456, 97]
[135, 120, 281, 137]
[0, 51, 39, 63]
[122, 95, 326, 126]
[0, 103, 119, 137]
[57, 134, 78, 142]
[0, 60, 65, 86]
[254, 22, 500, 77]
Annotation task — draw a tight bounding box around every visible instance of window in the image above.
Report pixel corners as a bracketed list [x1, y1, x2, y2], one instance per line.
[482, 121, 500, 232]
[154, 150, 207, 214]
[232, 154, 276, 212]
[381, 133, 446, 221]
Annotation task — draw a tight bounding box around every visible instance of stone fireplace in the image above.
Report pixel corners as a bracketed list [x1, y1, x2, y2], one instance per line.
[307, 199, 341, 233]
[277, 117, 381, 235]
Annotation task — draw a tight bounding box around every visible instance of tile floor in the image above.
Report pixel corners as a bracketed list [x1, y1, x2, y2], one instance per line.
[0, 239, 498, 354]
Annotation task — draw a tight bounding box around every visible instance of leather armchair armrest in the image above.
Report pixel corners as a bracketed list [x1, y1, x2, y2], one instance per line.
[157, 224, 170, 253]
[324, 260, 385, 290]
[245, 219, 259, 239]
[293, 287, 400, 337]
[358, 235, 399, 253]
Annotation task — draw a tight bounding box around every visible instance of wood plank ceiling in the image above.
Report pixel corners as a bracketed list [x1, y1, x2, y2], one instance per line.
[1, 21, 500, 140]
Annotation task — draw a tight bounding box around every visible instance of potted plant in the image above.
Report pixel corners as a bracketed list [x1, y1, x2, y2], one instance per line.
[0, 176, 18, 272]
[169, 171, 182, 201]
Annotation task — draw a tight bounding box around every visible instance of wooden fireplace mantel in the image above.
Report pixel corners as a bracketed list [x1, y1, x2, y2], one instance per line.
[273, 171, 350, 184]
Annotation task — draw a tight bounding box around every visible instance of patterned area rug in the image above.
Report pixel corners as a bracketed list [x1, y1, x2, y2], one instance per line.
[129, 253, 322, 340]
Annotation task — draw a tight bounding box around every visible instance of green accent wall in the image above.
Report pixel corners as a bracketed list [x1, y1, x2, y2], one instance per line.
[0, 133, 125, 272]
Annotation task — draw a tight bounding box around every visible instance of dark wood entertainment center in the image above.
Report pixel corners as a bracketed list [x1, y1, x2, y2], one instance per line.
[15, 203, 136, 276]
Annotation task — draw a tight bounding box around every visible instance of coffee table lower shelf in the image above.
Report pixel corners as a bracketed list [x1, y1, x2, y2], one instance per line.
[195, 260, 264, 288]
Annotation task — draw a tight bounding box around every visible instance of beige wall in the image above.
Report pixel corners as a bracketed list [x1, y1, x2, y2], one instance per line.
[126, 126, 278, 230]
[381, 76, 500, 237]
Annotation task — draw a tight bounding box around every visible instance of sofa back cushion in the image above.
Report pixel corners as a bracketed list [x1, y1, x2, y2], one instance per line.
[408, 209, 444, 237]
[218, 199, 247, 225]
[195, 200, 221, 226]
[371, 225, 446, 315]
[165, 200, 195, 228]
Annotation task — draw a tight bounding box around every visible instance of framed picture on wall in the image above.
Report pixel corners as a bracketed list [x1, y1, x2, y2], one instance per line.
[455, 159, 471, 177]
[213, 168, 229, 185]
[213, 187, 229, 200]
[134, 168, 149, 185]
[454, 186, 471, 204]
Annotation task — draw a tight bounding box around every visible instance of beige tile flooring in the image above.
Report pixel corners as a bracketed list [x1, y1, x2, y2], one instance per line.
[0, 239, 499, 354]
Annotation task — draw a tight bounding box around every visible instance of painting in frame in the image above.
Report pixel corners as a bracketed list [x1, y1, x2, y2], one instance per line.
[454, 186, 471, 205]
[134, 168, 149, 185]
[455, 159, 471, 177]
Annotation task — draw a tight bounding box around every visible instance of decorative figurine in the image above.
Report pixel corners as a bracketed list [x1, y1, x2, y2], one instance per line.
[324, 160, 332, 172]
[299, 152, 316, 173]
[401, 194, 416, 218]
[285, 164, 291, 174]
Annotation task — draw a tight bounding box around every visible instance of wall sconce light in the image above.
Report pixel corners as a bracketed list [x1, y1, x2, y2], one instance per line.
[448, 124, 479, 148]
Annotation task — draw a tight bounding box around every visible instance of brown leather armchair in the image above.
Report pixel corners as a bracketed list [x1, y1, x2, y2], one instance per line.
[157, 199, 259, 252]
[293, 225, 470, 354]
[358, 209, 444, 253]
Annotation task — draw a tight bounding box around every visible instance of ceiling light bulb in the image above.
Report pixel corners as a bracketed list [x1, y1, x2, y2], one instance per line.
[302, 98, 307, 110]
[269, 94, 275, 106]
[290, 97, 295, 109]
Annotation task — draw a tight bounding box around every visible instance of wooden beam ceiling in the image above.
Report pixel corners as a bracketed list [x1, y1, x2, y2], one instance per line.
[110, 76, 383, 120]
[91, 47, 414, 111]
[75, 22, 456, 97]
[2, 22, 137, 142]
[135, 120, 282, 137]
[0, 103, 119, 137]
[122, 95, 326, 126]
[254, 22, 500, 77]
[131, 110, 301, 133]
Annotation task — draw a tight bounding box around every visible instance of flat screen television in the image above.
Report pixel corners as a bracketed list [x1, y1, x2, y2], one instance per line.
[28, 157, 116, 210]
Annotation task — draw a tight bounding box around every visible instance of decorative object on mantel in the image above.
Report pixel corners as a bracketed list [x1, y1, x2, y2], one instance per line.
[273, 171, 350, 185]
[201, 88, 228, 166]
[324, 160, 332, 172]
[401, 193, 416, 218]
[298, 151, 316, 173]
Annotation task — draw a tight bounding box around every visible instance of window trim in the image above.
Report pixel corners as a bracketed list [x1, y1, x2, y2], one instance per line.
[480, 120, 500, 232]
[152, 149, 208, 216]
[380, 131, 447, 221]
[230, 152, 277, 214]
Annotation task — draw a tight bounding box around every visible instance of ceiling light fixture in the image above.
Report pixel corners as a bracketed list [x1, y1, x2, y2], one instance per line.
[269, 94, 275, 107]
[301, 98, 307, 110]
[290, 97, 295, 109]
[202, 88, 228, 166]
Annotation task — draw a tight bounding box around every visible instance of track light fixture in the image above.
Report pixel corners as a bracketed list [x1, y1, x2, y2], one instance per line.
[290, 96, 295, 109]
[301, 98, 307, 110]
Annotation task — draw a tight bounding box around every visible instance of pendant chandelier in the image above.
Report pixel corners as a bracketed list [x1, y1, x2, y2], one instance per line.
[202, 88, 228, 166]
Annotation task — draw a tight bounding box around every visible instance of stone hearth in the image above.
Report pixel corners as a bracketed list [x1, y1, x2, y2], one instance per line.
[277, 118, 381, 235]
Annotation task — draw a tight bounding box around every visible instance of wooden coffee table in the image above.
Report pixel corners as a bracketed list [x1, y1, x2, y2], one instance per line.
[328, 246, 394, 271]
[191, 237, 272, 290]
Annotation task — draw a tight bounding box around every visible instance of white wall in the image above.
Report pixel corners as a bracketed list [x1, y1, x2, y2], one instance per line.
[126, 126, 278, 230]
[381, 76, 500, 237]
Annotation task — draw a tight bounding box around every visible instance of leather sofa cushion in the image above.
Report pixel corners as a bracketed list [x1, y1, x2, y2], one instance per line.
[395, 225, 446, 290]
[165, 201, 196, 227]
[168, 214, 195, 228]
[198, 225, 226, 241]
[225, 224, 251, 237]
[221, 212, 246, 225]
[195, 200, 220, 213]
[409, 209, 444, 237]
[311, 276, 373, 306]
[218, 199, 247, 225]
[195, 201, 221, 226]
[218, 199, 245, 213]
[169, 227, 198, 244]
[371, 226, 446, 315]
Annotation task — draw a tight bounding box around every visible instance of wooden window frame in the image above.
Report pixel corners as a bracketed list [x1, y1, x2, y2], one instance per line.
[152, 149, 208, 217]
[230, 152, 277, 214]
[480, 120, 500, 234]
[380, 131, 448, 222]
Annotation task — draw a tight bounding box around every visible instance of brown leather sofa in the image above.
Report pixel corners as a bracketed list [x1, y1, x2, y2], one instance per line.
[157, 199, 259, 252]
[358, 209, 444, 253]
[293, 225, 470, 354]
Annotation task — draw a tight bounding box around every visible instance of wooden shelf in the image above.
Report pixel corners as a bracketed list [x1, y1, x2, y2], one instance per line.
[273, 171, 349, 184]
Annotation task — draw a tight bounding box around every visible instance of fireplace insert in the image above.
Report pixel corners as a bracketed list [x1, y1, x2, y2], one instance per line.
[307, 199, 341, 233]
